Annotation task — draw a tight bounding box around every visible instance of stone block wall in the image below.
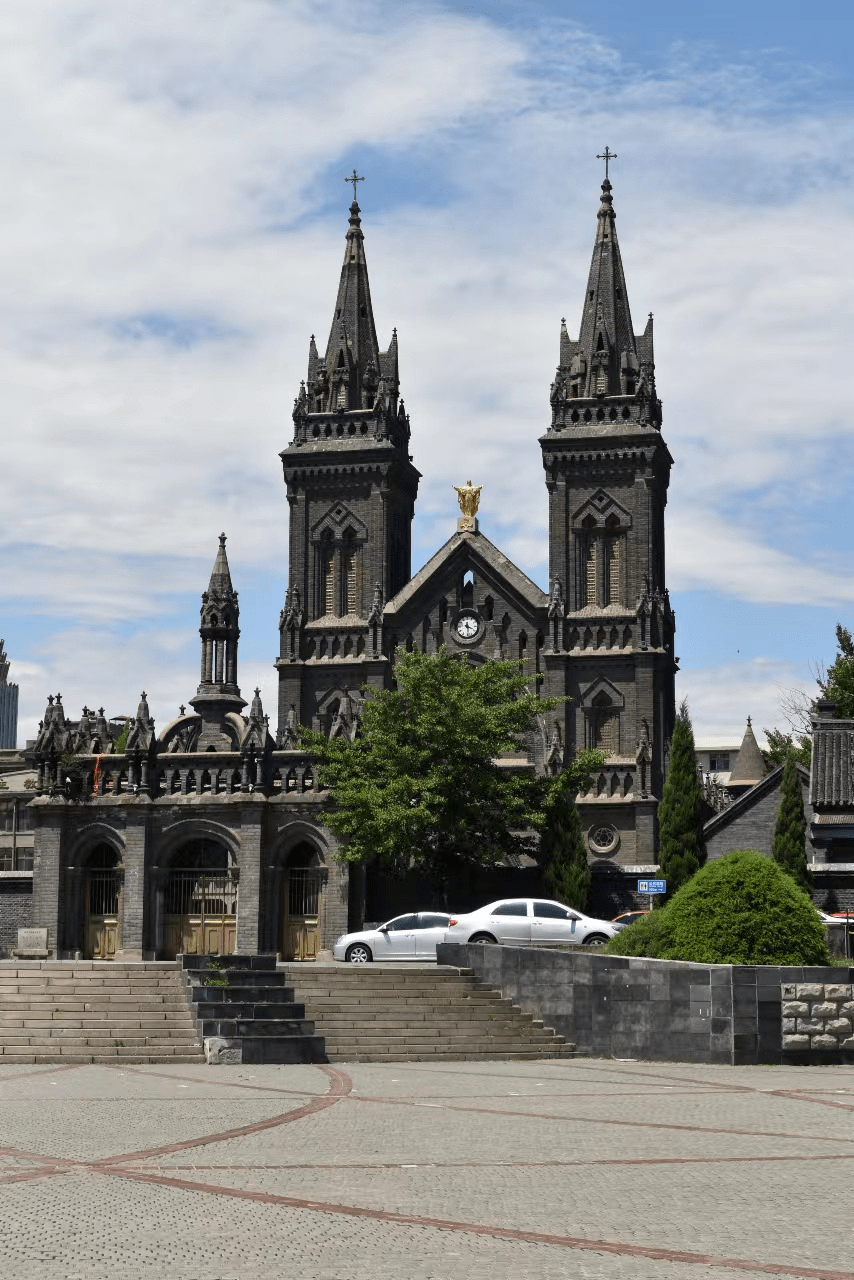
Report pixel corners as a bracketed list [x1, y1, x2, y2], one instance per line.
[0, 878, 33, 957]
[781, 983, 854, 1053]
[437, 942, 854, 1065]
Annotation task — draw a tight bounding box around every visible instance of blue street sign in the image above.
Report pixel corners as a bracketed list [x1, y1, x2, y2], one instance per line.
[638, 879, 667, 894]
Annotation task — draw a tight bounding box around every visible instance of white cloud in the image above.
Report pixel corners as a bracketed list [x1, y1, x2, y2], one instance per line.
[678, 657, 812, 748]
[1, 1, 852, 742]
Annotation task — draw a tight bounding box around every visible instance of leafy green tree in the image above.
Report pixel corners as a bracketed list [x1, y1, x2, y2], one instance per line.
[538, 749, 606, 912]
[657, 700, 706, 898]
[823, 624, 854, 717]
[302, 648, 564, 888]
[772, 753, 812, 893]
[763, 728, 811, 769]
[606, 849, 828, 966]
[764, 623, 854, 762]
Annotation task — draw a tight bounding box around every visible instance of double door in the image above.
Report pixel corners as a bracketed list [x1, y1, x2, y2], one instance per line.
[282, 869, 324, 961]
[85, 869, 121, 960]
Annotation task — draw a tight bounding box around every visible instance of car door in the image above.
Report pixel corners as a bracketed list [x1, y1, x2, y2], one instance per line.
[486, 901, 531, 943]
[375, 913, 418, 958]
[414, 913, 451, 959]
[531, 901, 579, 944]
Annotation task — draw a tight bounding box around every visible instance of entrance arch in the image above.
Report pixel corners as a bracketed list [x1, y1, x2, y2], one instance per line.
[162, 838, 238, 959]
[281, 842, 327, 962]
[83, 843, 122, 960]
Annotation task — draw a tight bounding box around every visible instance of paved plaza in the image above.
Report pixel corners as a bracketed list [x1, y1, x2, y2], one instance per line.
[0, 1056, 853, 1280]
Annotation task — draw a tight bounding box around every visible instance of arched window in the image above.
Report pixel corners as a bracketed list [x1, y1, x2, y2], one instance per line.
[341, 529, 358, 614]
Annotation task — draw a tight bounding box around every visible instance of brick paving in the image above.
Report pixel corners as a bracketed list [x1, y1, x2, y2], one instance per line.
[0, 1057, 853, 1279]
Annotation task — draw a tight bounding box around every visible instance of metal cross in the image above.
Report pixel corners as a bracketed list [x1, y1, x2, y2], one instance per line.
[596, 147, 617, 180]
[345, 169, 364, 200]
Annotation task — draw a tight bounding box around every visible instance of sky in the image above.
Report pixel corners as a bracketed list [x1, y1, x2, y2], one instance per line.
[1, 0, 853, 749]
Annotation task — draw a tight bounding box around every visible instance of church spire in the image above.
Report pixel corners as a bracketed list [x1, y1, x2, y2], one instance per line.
[550, 176, 659, 419]
[299, 196, 400, 417]
[191, 533, 246, 734]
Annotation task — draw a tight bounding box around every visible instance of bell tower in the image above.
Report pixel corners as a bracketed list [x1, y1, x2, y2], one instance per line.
[541, 171, 677, 863]
[277, 192, 421, 734]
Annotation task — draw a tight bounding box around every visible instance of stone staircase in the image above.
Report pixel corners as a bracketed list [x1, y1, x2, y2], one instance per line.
[0, 962, 204, 1063]
[280, 963, 576, 1062]
[181, 955, 326, 1064]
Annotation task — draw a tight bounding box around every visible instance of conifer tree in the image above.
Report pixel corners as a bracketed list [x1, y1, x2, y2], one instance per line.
[540, 791, 591, 912]
[772, 753, 812, 893]
[657, 700, 706, 898]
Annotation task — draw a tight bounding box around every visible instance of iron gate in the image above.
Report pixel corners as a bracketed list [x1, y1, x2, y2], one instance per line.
[283, 868, 325, 961]
[163, 869, 238, 958]
[85, 869, 121, 960]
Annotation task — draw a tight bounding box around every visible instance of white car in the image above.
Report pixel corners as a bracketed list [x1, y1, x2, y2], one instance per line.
[444, 898, 620, 948]
[333, 912, 453, 963]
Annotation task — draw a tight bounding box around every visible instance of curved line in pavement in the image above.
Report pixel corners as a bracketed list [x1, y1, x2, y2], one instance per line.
[94, 1064, 352, 1167]
[93, 1166, 854, 1280]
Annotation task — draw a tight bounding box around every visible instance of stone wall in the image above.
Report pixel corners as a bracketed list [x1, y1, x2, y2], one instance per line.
[0, 878, 33, 956]
[782, 983, 854, 1053]
[437, 942, 854, 1065]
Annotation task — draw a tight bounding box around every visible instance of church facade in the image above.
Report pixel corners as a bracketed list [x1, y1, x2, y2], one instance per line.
[15, 177, 677, 960]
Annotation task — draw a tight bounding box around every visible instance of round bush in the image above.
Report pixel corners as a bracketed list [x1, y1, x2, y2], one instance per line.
[606, 849, 830, 966]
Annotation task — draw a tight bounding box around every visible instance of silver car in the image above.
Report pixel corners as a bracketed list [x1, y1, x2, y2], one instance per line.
[444, 898, 620, 947]
[333, 912, 453, 963]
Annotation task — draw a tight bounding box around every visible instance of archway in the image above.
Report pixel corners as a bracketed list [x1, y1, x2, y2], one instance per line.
[83, 843, 122, 960]
[281, 841, 327, 962]
[162, 838, 238, 959]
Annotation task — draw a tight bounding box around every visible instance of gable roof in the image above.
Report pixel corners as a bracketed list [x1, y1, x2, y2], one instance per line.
[703, 762, 809, 839]
[384, 530, 549, 620]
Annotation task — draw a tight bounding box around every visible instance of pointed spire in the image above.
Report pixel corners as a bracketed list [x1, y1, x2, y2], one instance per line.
[553, 176, 659, 411]
[0, 639, 8, 685]
[727, 718, 768, 790]
[303, 198, 400, 416]
[207, 533, 235, 599]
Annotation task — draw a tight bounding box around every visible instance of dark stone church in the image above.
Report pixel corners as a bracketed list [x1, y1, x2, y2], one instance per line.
[16, 176, 678, 960]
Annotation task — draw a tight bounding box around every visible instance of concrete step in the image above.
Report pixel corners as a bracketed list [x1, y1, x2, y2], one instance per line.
[0, 966, 202, 1064]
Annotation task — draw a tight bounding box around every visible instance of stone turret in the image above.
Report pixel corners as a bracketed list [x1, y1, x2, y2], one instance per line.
[0, 639, 18, 749]
[191, 534, 246, 747]
[727, 717, 768, 796]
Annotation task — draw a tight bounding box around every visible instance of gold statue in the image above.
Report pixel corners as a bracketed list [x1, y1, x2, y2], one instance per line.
[453, 479, 481, 530]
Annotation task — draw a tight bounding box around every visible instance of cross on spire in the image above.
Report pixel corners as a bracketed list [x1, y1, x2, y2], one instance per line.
[345, 169, 364, 201]
[596, 146, 617, 180]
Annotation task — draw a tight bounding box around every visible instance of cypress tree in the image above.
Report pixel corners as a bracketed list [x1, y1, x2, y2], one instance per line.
[657, 700, 706, 898]
[772, 753, 812, 893]
[540, 791, 591, 912]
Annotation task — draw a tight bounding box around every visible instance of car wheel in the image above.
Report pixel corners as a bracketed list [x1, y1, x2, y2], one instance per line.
[582, 934, 608, 947]
[345, 943, 373, 963]
[468, 933, 497, 944]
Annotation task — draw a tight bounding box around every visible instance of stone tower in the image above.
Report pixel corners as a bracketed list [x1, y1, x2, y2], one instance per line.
[277, 198, 420, 734]
[0, 640, 18, 750]
[190, 533, 246, 748]
[541, 177, 677, 863]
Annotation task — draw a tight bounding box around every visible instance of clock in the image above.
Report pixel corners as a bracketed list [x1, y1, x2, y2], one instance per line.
[455, 613, 480, 640]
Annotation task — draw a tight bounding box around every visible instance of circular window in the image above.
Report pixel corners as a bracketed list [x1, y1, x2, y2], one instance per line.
[588, 824, 620, 856]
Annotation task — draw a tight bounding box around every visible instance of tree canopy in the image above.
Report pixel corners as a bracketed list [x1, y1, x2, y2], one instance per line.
[538, 752, 607, 911]
[763, 623, 854, 766]
[657, 700, 706, 898]
[772, 754, 811, 894]
[303, 648, 578, 886]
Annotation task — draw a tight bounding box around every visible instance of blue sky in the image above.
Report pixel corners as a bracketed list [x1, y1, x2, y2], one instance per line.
[1, 0, 852, 747]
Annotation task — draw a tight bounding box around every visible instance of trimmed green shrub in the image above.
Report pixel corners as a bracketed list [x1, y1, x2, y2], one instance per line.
[602, 908, 674, 958]
[606, 849, 830, 966]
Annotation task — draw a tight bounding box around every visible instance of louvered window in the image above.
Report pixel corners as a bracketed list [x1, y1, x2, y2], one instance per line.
[322, 553, 335, 616]
[343, 550, 357, 614]
[585, 541, 598, 607]
[606, 536, 622, 605]
[596, 712, 619, 754]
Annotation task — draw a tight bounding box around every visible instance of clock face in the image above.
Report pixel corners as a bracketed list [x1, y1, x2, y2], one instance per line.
[455, 614, 479, 640]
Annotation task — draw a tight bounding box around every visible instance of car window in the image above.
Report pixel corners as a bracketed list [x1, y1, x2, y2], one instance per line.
[419, 914, 451, 928]
[384, 914, 418, 931]
[533, 902, 570, 920]
[491, 902, 528, 917]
